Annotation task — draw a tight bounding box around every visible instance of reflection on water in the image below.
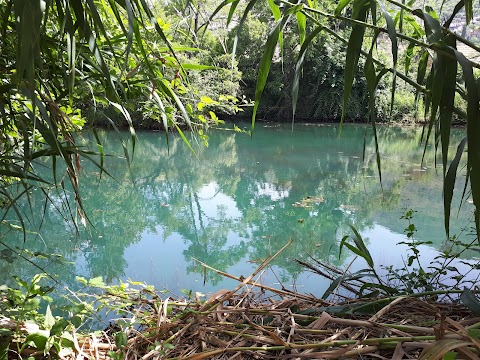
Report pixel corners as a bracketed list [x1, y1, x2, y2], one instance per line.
[1, 123, 476, 297]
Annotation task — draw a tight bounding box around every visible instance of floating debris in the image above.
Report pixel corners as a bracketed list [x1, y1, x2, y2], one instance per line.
[293, 196, 325, 208]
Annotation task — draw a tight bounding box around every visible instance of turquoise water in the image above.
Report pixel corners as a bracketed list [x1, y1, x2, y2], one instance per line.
[1, 123, 477, 298]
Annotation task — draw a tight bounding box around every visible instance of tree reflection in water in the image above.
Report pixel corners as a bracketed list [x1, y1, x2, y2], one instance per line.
[0, 124, 472, 296]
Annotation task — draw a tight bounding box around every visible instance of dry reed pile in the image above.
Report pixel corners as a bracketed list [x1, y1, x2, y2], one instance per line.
[3, 243, 480, 359]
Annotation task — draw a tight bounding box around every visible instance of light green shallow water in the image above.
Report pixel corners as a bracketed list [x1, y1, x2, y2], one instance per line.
[1, 123, 477, 298]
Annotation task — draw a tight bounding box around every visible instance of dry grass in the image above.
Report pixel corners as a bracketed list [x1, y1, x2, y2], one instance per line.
[65, 281, 479, 359]
[3, 243, 480, 359]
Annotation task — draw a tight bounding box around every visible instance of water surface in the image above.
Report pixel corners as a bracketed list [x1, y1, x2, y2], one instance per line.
[1, 123, 476, 298]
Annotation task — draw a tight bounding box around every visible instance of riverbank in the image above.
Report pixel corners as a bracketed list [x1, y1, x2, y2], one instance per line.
[3, 259, 479, 359]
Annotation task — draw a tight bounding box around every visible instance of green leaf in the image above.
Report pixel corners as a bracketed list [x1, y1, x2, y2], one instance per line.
[363, 34, 383, 185]
[292, 26, 323, 124]
[50, 319, 69, 336]
[453, 49, 480, 238]
[439, 37, 457, 178]
[24, 333, 48, 351]
[404, 41, 415, 75]
[44, 305, 55, 330]
[335, 0, 354, 15]
[115, 332, 128, 349]
[88, 276, 105, 287]
[149, 88, 170, 147]
[460, 288, 480, 315]
[296, 11, 307, 46]
[443, 138, 466, 238]
[341, 0, 369, 128]
[465, 0, 473, 24]
[70, 315, 82, 328]
[231, 0, 259, 71]
[267, 0, 283, 55]
[227, 0, 240, 26]
[252, 18, 286, 133]
[414, 10, 443, 43]
[157, 80, 192, 129]
[180, 64, 216, 70]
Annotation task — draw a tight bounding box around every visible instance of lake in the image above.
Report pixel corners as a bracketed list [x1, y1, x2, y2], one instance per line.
[1, 123, 477, 299]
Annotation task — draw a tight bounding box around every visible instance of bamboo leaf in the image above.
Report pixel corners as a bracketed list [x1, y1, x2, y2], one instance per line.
[227, 0, 240, 26]
[157, 79, 192, 129]
[267, 0, 283, 54]
[109, 101, 136, 161]
[180, 64, 216, 70]
[444, 138, 467, 237]
[378, 1, 397, 67]
[231, 0, 259, 71]
[414, 9, 443, 43]
[465, 0, 473, 24]
[252, 4, 303, 133]
[439, 36, 457, 182]
[292, 26, 323, 124]
[149, 87, 170, 148]
[363, 33, 383, 184]
[341, 0, 369, 128]
[453, 49, 480, 237]
[378, 1, 398, 116]
[174, 124, 197, 157]
[296, 11, 307, 46]
[404, 41, 415, 75]
[335, 0, 354, 15]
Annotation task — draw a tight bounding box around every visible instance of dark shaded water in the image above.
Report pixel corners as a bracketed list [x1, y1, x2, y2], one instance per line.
[1, 123, 476, 298]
